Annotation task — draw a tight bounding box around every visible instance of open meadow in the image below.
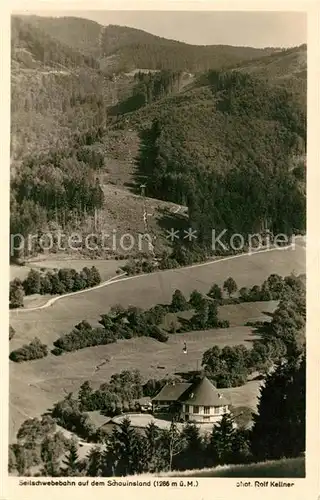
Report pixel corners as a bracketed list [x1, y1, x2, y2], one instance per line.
[9, 243, 305, 442]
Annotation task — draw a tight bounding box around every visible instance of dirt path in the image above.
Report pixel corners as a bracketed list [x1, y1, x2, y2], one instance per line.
[15, 272, 126, 312]
[13, 242, 303, 314]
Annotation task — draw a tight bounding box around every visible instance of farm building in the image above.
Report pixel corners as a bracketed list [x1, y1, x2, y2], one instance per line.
[152, 376, 230, 424]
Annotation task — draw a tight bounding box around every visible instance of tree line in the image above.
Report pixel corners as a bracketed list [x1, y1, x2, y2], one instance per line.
[109, 70, 183, 115]
[9, 266, 101, 309]
[202, 274, 305, 387]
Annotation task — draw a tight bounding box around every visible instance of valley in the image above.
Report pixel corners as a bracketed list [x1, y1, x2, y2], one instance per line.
[8, 13, 307, 478]
[9, 242, 305, 441]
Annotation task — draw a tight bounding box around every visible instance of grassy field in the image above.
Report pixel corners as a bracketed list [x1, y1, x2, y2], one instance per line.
[9, 243, 305, 442]
[9, 325, 260, 442]
[152, 456, 305, 477]
[10, 244, 305, 345]
[100, 184, 187, 254]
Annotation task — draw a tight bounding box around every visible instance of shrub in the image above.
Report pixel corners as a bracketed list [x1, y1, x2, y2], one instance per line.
[239, 287, 250, 302]
[9, 279, 25, 308]
[147, 325, 169, 343]
[208, 284, 223, 301]
[53, 326, 117, 353]
[10, 338, 48, 362]
[51, 347, 64, 356]
[217, 319, 230, 328]
[248, 285, 262, 301]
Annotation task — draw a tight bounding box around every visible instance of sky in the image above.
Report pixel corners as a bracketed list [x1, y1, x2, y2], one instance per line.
[17, 10, 306, 48]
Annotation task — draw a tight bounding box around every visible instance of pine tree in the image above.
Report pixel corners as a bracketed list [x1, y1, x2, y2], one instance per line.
[90, 266, 101, 286]
[78, 381, 93, 411]
[102, 417, 146, 476]
[189, 290, 205, 310]
[250, 357, 305, 461]
[207, 301, 218, 327]
[231, 428, 251, 464]
[144, 421, 162, 473]
[40, 435, 62, 477]
[85, 447, 102, 476]
[206, 414, 236, 466]
[176, 422, 204, 470]
[170, 289, 189, 312]
[61, 441, 81, 476]
[192, 300, 209, 329]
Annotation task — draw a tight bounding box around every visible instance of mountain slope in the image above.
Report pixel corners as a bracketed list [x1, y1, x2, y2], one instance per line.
[112, 67, 306, 239]
[11, 16, 99, 70]
[15, 15, 280, 74]
[233, 44, 306, 105]
[10, 15, 306, 259]
[14, 15, 103, 57]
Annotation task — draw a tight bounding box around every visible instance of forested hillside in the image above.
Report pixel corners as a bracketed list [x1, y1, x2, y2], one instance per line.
[17, 15, 279, 73]
[117, 69, 306, 241]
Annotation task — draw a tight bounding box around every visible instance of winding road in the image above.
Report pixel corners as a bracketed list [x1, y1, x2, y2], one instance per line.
[14, 240, 305, 313]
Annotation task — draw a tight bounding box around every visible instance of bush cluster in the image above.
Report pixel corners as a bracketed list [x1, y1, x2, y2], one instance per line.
[9, 337, 48, 363]
[52, 304, 169, 355]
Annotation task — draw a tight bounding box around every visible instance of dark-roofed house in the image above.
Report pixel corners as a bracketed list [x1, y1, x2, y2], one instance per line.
[152, 382, 192, 413]
[152, 376, 230, 424]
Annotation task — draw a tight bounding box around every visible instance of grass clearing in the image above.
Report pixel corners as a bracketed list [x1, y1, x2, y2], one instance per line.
[10, 244, 304, 346]
[9, 244, 305, 442]
[100, 184, 187, 254]
[9, 325, 259, 441]
[152, 456, 305, 477]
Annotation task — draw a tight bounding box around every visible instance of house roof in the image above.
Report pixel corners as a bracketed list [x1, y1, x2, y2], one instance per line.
[178, 376, 230, 407]
[152, 382, 192, 402]
[86, 411, 112, 428]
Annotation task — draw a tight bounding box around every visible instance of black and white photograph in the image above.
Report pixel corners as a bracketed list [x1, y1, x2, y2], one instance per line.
[4, 4, 313, 493]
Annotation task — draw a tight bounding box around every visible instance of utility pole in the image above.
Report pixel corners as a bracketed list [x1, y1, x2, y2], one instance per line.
[140, 184, 148, 233]
[140, 184, 155, 257]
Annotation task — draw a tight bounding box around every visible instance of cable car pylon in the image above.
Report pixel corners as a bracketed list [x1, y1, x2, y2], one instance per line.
[140, 183, 155, 258]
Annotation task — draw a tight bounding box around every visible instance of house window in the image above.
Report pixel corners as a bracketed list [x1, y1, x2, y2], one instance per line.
[203, 416, 210, 422]
[204, 406, 210, 415]
[193, 405, 199, 414]
[185, 405, 190, 413]
[214, 406, 221, 415]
